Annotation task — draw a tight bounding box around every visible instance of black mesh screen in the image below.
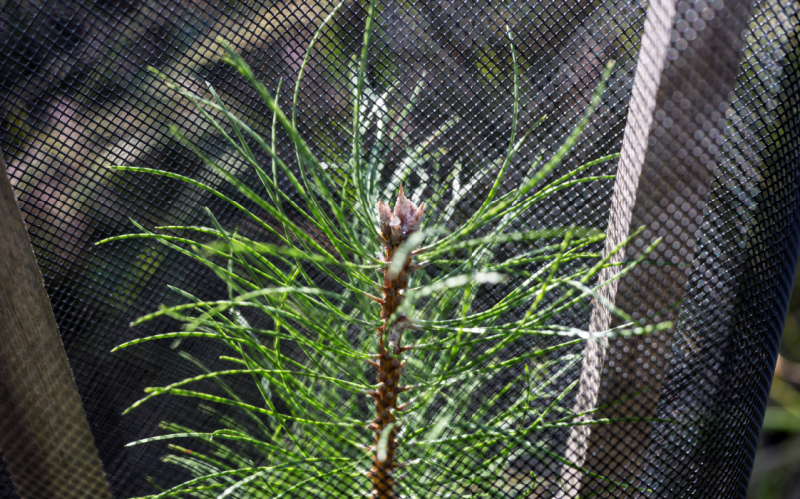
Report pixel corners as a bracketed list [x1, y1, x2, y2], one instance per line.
[647, 0, 800, 493]
[0, 0, 798, 497]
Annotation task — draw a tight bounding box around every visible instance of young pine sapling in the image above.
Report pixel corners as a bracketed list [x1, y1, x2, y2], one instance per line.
[102, 4, 669, 497]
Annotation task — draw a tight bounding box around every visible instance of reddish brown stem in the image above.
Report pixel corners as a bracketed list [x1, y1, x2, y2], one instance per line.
[371, 245, 413, 499]
[372, 187, 423, 498]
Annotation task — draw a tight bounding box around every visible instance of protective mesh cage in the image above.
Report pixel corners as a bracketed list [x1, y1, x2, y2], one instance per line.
[0, 0, 799, 497]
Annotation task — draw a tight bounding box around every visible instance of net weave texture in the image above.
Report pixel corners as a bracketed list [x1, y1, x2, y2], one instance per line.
[1, 0, 799, 497]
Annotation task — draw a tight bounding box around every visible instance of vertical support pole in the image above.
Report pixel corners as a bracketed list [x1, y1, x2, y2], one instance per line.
[559, 0, 756, 496]
[0, 155, 111, 499]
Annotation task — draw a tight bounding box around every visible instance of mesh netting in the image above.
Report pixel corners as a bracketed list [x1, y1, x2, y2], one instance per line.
[0, 0, 799, 497]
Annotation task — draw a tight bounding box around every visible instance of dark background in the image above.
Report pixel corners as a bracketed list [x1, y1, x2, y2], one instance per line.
[1, 0, 799, 497]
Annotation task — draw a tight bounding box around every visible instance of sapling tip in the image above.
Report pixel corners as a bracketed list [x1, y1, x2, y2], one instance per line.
[98, 4, 670, 498]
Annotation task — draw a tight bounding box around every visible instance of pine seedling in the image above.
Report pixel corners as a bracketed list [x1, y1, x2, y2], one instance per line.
[101, 3, 671, 497]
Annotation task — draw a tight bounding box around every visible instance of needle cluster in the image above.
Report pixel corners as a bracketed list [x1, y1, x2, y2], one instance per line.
[100, 2, 667, 498]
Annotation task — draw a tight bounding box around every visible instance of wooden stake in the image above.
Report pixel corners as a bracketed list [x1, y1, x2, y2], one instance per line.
[0, 155, 112, 499]
[559, 0, 757, 495]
